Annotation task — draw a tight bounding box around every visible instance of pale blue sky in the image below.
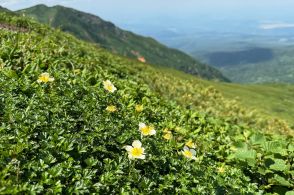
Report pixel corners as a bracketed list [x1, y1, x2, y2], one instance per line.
[2, 0, 294, 20]
[1, 0, 294, 41]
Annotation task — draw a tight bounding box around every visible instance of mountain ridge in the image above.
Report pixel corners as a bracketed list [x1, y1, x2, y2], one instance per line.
[0, 6, 11, 12]
[17, 4, 229, 82]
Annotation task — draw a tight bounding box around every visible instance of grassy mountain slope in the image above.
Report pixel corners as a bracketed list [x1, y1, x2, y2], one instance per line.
[17, 4, 228, 82]
[143, 67, 294, 129]
[0, 11, 293, 194]
[15, 5, 294, 129]
[210, 82, 294, 125]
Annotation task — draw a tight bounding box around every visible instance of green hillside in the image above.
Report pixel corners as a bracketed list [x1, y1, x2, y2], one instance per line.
[17, 4, 228, 82]
[143, 67, 294, 129]
[197, 46, 294, 83]
[210, 82, 294, 126]
[0, 11, 294, 194]
[0, 6, 10, 12]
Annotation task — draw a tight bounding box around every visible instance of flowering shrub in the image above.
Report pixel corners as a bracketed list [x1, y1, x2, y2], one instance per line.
[0, 12, 293, 194]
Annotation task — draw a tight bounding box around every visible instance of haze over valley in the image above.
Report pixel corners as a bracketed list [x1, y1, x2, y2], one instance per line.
[4, 0, 294, 83]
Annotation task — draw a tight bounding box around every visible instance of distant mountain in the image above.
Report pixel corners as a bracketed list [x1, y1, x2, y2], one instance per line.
[217, 47, 294, 83]
[194, 46, 294, 84]
[205, 47, 274, 67]
[17, 4, 229, 81]
[0, 6, 11, 12]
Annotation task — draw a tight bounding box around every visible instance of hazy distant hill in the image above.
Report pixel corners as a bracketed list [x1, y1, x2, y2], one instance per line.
[17, 4, 228, 81]
[0, 6, 11, 12]
[195, 46, 294, 83]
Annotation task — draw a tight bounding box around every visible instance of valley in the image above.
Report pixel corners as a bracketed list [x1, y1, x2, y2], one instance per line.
[119, 16, 294, 84]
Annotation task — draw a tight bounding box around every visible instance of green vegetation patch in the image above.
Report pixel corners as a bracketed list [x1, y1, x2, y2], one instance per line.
[0, 12, 293, 194]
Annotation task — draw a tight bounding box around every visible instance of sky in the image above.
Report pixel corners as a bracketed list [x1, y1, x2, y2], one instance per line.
[2, 0, 294, 47]
[2, 0, 294, 20]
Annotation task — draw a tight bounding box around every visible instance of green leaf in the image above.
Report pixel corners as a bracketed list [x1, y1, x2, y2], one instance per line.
[262, 141, 287, 155]
[235, 149, 256, 160]
[3, 69, 18, 78]
[233, 149, 257, 166]
[270, 174, 292, 187]
[250, 133, 266, 145]
[286, 191, 294, 195]
[269, 159, 289, 172]
[288, 144, 294, 152]
[233, 142, 248, 150]
[85, 157, 98, 167]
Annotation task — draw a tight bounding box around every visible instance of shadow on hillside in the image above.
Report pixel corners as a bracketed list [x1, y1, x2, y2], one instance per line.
[206, 47, 274, 67]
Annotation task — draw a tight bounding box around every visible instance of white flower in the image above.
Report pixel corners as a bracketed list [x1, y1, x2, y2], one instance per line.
[139, 123, 156, 136]
[124, 140, 145, 160]
[182, 146, 196, 160]
[37, 73, 54, 83]
[103, 80, 117, 93]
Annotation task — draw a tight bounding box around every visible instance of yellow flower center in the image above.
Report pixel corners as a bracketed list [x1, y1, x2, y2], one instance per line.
[141, 126, 152, 135]
[106, 84, 114, 91]
[163, 132, 172, 140]
[183, 150, 193, 158]
[39, 75, 50, 83]
[130, 148, 143, 157]
[135, 105, 143, 112]
[218, 166, 225, 173]
[163, 128, 169, 133]
[106, 105, 116, 112]
[37, 73, 54, 83]
[186, 140, 195, 148]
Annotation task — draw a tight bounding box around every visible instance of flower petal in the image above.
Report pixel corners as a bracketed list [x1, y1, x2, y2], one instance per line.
[139, 123, 146, 129]
[190, 149, 196, 155]
[132, 140, 142, 148]
[104, 80, 111, 85]
[150, 129, 156, 135]
[42, 73, 49, 77]
[184, 146, 189, 151]
[138, 154, 145, 159]
[124, 145, 133, 151]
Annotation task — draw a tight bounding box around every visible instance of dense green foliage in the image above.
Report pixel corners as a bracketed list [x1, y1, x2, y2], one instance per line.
[0, 12, 294, 194]
[17, 4, 228, 82]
